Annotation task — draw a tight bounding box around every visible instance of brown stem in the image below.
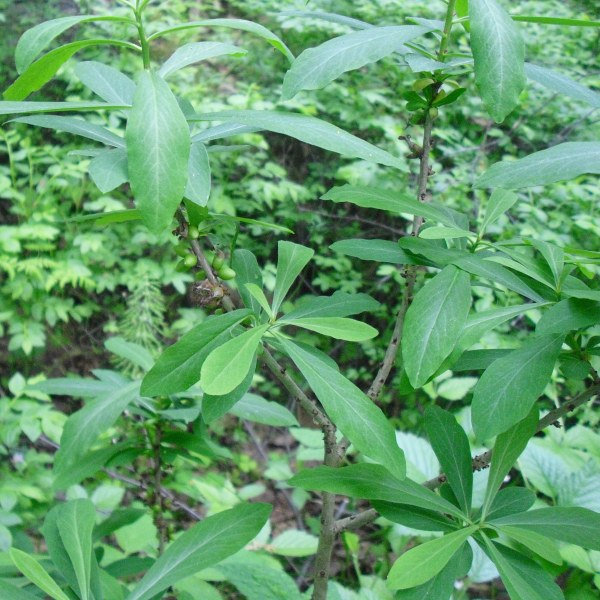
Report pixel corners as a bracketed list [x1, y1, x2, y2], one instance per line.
[334, 382, 600, 533]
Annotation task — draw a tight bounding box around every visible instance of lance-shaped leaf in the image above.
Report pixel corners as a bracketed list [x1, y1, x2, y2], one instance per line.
[475, 142, 600, 189]
[126, 71, 190, 234]
[469, 0, 525, 122]
[32, 377, 117, 397]
[481, 536, 564, 600]
[281, 339, 405, 479]
[402, 265, 472, 388]
[3, 581, 42, 600]
[54, 380, 140, 478]
[489, 506, 600, 550]
[496, 525, 562, 564]
[282, 25, 430, 98]
[281, 316, 378, 341]
[471, 333, 563, 440]
[530, 240, 563, 288]
[232, 249, 263, 315]
[89, 148, 128, 193]
[15, 15, 136, 73]
[230, 393, 299, 427]
[424, 406, 473, 514]
[289, 464, 464, 518]
[185, 142, 211, 206]
[190, 111, 404, 169]
[480, 189, 519, 231]
[481, 408, 538, 518]
[4, 39, 140, 101]
[272, 241, 314, 315]
[127, 503, 271, 600]
[536, 298, 600, 334]
[159, 42, 247, 78]
[141, 309, 251, 396]
[322, 185, 458, 226]
[75, 61, 136, 105]
[105, 337, 154, 371]
[525, 63, 600, 108]
[9, 548, 71, 600]
[373, 501, 458, 532]
[11, 115, 125, 147]
[486, 487, 536, 521]
[0, 100, 128, 116]
[148, 18, 294, 63]
[387, 526, 477, 590]
[330, 239, 420, 265]
[283, 291, 379, 320]
[192, 122, 261, 143]
[200, 325, 269, 396]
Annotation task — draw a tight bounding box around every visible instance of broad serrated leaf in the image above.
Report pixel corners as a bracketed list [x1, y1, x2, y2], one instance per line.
[402, 265, 472, 387]
[159, 42, 247, 78]
[475, 142, 600, 189]
[387, 527, 476, 589]
[75, 61, 136, 105]
[200, 325, 268, 395]
[282, 25, 429, 98]
[424, 406, 473, 514]
[280, 341, 405, 479]
[289, 464, 463, 519]
[127, 503, 271, 600]
[471, 334, 564, 440]
[126, 71, 190, 233]
[89, 148, 128, 193]
[11, 115, 125, 147]
[190, 111, 404, 169]
[141, 310, 251, 396]
[272, 241, 314, 315]
[469, 0, 525, 122]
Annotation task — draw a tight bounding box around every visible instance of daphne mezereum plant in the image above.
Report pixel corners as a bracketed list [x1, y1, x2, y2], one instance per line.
[1, 0, 600, 598]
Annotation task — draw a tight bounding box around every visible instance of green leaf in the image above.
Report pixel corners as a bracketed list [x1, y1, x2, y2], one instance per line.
[211, 213, 293, 234]
[322, 185, 458, 226]
[185, 142, 211, 206]
[512, 15, 600, 27]
[232, 249, 263, 315]
[0, 100, 127, 116]
[482, 409, 538, 519]
[14, 15, 135, 73]
[54, 380, 140, 477]
[496, 525, 562, 564]
[530, 240, 563, 287]
[272, 241, 314, 315]
[452, 349, 512, 371]
[89, 148, 128, 193]
[9, 548, 71, 600]
[537, 298, 600, 334]
[471, 334, 564, 440]
[245, 284, 273, 317]
[141, 309, 251, 396]
[32, 377, 116, 397]
[387, 526, 477, 589]
[489, 506, 600, 550]
[481, 536, 564, 600]
[372, 501, 458, 532]
[200, 325, 268, 396]
[159, 42, 246, 78]
[126, 503, 271, 600]
[280, 10, 372, 30]
[11, 115, 125, 147]
[68, 208, 141, 226]
[424, 406, 473, 514]
[420, 225, 473, 239]
[270, 530, 319, 557]
[525, 63, 600, 109]
[4, 39, 140, 101]
[282, 25, 430, 98]
[190, 111, 404, 169]
[469, 0, 525, 122]
[330, 239, 420, 264]
[93, 508, 146, 542]
[75, 61, 136, 105]
[105, 337, 154, 371]
[281, 316, 378, 341]
[283, 291, 379, 320]
[289, 464, 464, 519]
[481, 189, 519, 231]
[402, 265, 472, 387]
[486, 487, 535, 521]
[147, 18, 294, 63]
[475, 142, 600, 189]
[0, 582, 39, 600]
[54, 500, 96, 600]
[229, 393, 299, 427]
[280, 339, 405, 479]
[192, 122, 261, 143]
[126, 71, 190, 234]
[398, 237, 466, 265]
[453, 255, 545, 302]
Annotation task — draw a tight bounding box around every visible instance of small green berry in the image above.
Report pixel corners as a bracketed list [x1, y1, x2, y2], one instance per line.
[184, 254, 198, 268]
[212, 254, 225, 270]
[218, 266, 236, 280]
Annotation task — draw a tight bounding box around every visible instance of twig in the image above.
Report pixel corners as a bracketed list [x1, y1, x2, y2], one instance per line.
[334, 382, 600, 533]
